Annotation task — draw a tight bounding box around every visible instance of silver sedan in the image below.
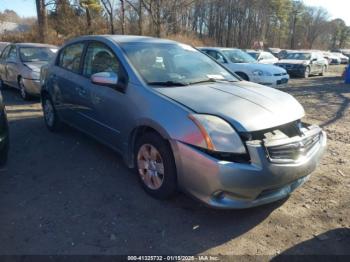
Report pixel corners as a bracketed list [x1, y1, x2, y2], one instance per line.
[41, 35, 326, 209]
[0, 43, 57, 100]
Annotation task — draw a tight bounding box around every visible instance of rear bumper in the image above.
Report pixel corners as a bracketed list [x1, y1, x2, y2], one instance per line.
[22, 78, 41, 96]
[171, 128, 326, 209]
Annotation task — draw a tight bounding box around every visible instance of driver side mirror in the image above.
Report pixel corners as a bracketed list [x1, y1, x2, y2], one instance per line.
[311, 58, 317, 63]
[91, 71, 117, 86]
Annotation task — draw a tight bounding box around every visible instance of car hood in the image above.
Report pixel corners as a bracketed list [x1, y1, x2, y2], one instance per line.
[229, 63, 286, 74]
[23, 61, 48, 73]
[276, 59, 309, 65]
[156, 81, 304, 132]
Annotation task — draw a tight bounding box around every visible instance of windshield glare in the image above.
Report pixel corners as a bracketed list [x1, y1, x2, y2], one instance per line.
[222, 49, 257, 63]
[19, 47, 57, 62]
[120, 43, 238, 85]
[285, 53, 311, 60]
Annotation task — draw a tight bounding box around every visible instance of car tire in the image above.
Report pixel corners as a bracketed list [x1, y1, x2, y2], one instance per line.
[0, 78, 6, 90]
[319, 66, 326, 76]
[19, 77, 30, 100]
[0, 136, 9, 167]
[304, 67, 310, 78]
[134, 132, 177, 200]
[42, 96, 63, 132]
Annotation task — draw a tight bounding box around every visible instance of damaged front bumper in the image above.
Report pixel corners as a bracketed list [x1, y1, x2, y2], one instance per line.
[171, 125, 326, 209]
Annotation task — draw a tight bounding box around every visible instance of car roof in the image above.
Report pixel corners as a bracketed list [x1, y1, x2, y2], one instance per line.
[198, 47, 240, 51]
[66, 35, 180, 46]
[246, 49, 261, 53]
[288, 50, 313, 53]
[13, 43, 58, 48]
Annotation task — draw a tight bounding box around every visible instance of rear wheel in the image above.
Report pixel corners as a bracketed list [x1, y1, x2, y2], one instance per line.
[19, 77, 30, 100]
[135, 132, 177, 199]
[42, 96, 62, 132]
[319, 65, 326, 76]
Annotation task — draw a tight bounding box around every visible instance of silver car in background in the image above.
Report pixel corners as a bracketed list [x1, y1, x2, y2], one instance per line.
[0, 42, 10, 54]
[41, 35, 326, 209]
[0, 43, 57, 100]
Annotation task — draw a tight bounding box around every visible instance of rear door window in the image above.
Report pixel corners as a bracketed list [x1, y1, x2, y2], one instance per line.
[7, 46, 17, 61]
[58, 43, 84, 74]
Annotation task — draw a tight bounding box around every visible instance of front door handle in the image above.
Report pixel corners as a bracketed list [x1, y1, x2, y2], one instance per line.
[76, 87, 87, 97]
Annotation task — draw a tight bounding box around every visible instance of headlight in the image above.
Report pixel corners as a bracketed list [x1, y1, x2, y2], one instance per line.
[252, 70, 272, 76]
[189, 114, 246, 154]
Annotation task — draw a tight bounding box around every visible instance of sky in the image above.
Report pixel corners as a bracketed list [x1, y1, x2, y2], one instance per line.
[0, 0, 349, 26]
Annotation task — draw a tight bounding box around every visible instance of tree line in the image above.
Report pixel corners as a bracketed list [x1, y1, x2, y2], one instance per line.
[2, 0, 350, 49]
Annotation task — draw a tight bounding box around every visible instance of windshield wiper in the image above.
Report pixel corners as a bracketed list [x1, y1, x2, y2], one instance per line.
[147, 81, 188, 87]
[189, 78, 236, 85]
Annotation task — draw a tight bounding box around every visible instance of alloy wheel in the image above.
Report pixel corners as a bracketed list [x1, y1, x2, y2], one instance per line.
[137, 144, 165, 190]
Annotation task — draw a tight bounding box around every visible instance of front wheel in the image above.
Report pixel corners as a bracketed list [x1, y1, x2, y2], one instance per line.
[135, 132, 177, 199]
[42, 96, 62, 132]
[19, 78, 30, 100]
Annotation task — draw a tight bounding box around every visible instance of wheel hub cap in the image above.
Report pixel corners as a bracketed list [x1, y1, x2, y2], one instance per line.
[137, 144, 164, 190]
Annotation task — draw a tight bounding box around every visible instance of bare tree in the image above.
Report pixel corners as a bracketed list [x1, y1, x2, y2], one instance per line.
[36, 0, 48, 42]
[101, 0, 116, 34]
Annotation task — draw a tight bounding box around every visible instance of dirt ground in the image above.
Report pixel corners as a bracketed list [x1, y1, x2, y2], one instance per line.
[0, 65, 349, 257]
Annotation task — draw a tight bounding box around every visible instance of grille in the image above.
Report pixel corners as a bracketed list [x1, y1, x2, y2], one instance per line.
[273, 72, 288, 76]
[276, 78, 288, 85]
[266, 133, 321, 162]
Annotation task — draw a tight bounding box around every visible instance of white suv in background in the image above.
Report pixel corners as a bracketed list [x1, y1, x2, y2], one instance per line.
[200, 47, 289, 88]
[246, 50, 279, 64]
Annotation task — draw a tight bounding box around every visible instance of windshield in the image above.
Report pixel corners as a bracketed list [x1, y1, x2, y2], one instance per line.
[120, 43, 238, 86]
[247, 52, 259, 60]
[222, 49, 257, 63]
[285, 52, 311, 60]
[19, 47, 57, 62]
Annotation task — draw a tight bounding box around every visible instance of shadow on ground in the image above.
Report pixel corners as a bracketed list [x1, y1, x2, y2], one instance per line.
[273, 228, 350, 259]
[0, 89, 285, 255]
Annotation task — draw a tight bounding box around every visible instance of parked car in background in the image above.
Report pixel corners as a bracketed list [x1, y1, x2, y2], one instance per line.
[40, 35, 326, 209]
[332, 49, 350, 58]
[0, 42, 9, 54]
[327, 52, 341, 65]
[0, 43, 58, 100]
[267, 47, 282, 58]
[278, 49, 290, 59]
[0, 91, 9, 167]
[331, 52, 349, 64]
[246, 50, 279, 64]
[275, 51, 327, 78]
[341, 50, 350, 59]
[199, 47, 289, 88]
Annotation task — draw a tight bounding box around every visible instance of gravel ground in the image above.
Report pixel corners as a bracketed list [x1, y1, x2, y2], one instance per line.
[0, 65, 349, 257]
